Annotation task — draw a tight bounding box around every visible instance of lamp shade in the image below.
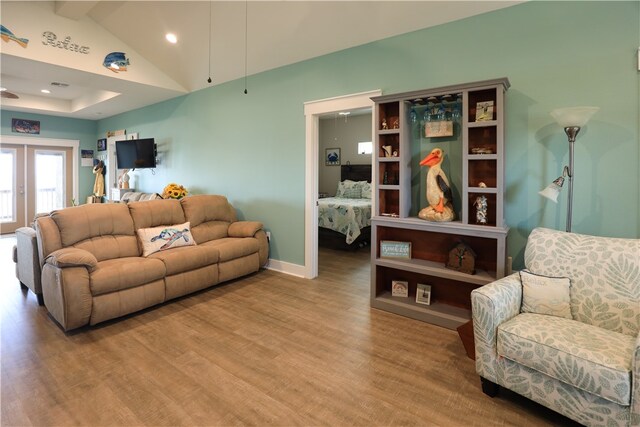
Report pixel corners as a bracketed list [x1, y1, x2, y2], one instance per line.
[550, 106, 599, 127]
[539, 176, 565, 203]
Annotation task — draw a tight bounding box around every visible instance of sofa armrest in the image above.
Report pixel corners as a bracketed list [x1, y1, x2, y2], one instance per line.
[228, 221, 263, 238]
[471, 272, 522, 383]
[15, 226, 42, 294]
[45, 248, 98, 272]
[631, 332, 640, 424]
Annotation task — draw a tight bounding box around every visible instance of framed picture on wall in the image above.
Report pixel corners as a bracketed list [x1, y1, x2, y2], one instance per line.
[325, 148, 340, 166]
[97, 138, 107, 151]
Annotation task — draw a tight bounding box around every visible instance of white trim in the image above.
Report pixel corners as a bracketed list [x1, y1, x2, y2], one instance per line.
[264, 258, 307, 278]
[303, 89, 381, 279]
[0, 135, 80, 205]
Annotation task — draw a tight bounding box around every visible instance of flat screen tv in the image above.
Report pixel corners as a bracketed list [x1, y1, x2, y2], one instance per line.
[115, 138, 156, 169]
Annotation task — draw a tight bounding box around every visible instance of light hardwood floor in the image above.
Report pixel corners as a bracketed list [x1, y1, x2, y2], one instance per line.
[1, 236, 575, 426]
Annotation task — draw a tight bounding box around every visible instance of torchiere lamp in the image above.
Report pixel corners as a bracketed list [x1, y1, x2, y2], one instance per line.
[539, 106, 599, 232]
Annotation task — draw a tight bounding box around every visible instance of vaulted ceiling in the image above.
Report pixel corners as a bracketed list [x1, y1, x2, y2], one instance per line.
[0, 1, 520, 119]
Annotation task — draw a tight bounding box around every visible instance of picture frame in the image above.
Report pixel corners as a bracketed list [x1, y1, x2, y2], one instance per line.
[475, 101, 494, 122]
[11, 118, 40, 134]
[391, 280, 409, 297]
[380, 240, 411, 259]
[97, 138, 107, 151]
[325, 148, 340, 166]
[416, 283, 432, 305]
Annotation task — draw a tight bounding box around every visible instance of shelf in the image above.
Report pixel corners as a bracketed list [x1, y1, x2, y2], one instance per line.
[468, 154, 498, 161]
[378, 129, 400, 135]
[468, 187, 497, 194]
[375, 257, 495, 286]
[378, 157, 400, 162]
[379, 185, 400, 190]
[467, 120, 498, 128]
[372, 291, 471, 329]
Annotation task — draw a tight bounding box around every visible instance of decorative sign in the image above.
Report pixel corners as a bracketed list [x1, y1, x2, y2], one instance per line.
[11, 118, 40, 134]
[380, 240, 411, 259]
[391, 280, 409, 297]
[425, 121, 453, 138]
[41, 31, 90, 54]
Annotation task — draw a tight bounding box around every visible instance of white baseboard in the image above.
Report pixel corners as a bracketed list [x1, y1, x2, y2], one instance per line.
[264, 258, 307, 278]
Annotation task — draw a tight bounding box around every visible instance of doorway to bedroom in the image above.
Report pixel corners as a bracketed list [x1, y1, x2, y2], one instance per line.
[303, 89, 380, 279]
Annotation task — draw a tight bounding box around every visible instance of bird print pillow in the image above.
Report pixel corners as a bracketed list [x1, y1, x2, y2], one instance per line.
[137, 221, 196, 257]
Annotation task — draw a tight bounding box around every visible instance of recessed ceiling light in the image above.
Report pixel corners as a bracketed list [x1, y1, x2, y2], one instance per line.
[0, 87, 6, 92]
[41, 89, 51, 94]
[51, 82, 69, 88]
[165, 33, 177, 44]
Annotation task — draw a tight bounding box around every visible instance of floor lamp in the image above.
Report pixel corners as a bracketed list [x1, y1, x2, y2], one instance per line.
[539, 106, 599, 232]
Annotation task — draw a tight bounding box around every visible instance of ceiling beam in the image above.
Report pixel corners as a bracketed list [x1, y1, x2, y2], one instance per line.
[55, 1, 100, 20]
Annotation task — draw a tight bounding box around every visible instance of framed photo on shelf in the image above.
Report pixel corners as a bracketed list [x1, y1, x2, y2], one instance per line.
[325, 148, 340, 166]
[475, 101, 494, 122]
[415, 283, 432, 305]
[391, 280, 409, 297]
[380, 240, 411, 259]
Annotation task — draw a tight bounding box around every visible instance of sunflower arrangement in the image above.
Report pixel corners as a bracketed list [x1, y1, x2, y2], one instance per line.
[162, 183, 188, 199]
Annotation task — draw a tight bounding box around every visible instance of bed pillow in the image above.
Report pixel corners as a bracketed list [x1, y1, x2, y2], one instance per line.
[336, 180, 361, 198]
[137, 221, 196, 257]
[520, 270, 572, 319]
[359, 181, 372, 199]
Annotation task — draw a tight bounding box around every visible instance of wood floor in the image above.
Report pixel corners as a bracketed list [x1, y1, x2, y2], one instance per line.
[1, 236, 574, 426]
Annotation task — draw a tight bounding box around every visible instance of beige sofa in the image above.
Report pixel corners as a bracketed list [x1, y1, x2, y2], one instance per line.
[35, 195, 268, 331]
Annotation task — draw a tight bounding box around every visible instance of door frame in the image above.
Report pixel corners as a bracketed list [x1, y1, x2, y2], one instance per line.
[303, 89, 381, 279]
[1, 135, 79, 226]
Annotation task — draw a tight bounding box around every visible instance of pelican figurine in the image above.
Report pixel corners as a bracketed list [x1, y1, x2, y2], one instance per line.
[418, 148, 455, 222]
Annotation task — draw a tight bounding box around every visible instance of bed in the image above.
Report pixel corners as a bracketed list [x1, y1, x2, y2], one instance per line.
[318, 164, 372, 250]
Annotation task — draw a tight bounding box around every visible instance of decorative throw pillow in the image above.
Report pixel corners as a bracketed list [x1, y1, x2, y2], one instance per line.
[137, 221, 196, 257]
[359, 181, 372, 199]
[520, 270, 572, 319]
[336, 180, 362, 198]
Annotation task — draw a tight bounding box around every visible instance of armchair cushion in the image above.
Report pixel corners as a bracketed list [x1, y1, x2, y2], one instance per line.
[520, 270, 572, 319]
[498, 313, 634, 406]
[45, 248, 98, 272]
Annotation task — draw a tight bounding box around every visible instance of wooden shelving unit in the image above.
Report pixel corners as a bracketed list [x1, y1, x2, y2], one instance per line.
[370, 78, 510, 330]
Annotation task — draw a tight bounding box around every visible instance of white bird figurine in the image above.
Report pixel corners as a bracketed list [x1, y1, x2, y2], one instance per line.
[418, 148, 455, 222]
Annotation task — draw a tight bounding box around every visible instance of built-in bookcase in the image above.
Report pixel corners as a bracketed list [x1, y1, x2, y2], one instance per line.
[371, 78, 510, 330]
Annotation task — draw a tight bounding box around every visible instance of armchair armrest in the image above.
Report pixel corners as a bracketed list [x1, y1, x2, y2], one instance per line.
[471, 272, 522, 382]
[228, 221, 263, 238]
[45, 248, 98, 272]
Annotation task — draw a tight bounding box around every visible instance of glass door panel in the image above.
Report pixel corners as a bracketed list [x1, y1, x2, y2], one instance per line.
[0, 144, 26, 234]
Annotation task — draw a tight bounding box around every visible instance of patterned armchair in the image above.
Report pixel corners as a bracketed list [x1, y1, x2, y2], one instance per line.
[472, 227, 640, 427]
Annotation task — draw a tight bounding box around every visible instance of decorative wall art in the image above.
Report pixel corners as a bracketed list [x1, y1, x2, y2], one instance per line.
[11, 118, 39, 134]
[325, 148, 340, 166]
[41, 31, 90, 54]
[0, 25, 29, 48]
[103, 52, 130, 73]
[97, 138, 107, 151]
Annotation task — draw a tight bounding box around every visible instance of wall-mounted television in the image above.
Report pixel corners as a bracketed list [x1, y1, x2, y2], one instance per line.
[115, 138, 156, 169]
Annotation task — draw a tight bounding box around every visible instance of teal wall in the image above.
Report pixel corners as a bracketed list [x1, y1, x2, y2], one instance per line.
[67, 1, 640, 267]
[0, 110, 98, 200]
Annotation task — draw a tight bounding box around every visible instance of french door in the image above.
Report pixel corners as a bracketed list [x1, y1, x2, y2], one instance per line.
[0, 143, 73, 234]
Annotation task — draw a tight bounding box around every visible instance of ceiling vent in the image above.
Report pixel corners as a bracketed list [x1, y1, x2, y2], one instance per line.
[51, 82, 70, 87]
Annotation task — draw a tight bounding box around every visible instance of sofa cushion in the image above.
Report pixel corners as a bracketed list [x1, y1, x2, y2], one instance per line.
[520, 270, 571, 319]
[90, 257, 166, 296]
[128, 198, 185, 230]
[137, 222, 196, 257]
[497, 313, 634, 406]
[50, 203, 139, 261]
[181, 195, 237, 243]
[149, 244, 220, 276]
[202, 237, 259, 262]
